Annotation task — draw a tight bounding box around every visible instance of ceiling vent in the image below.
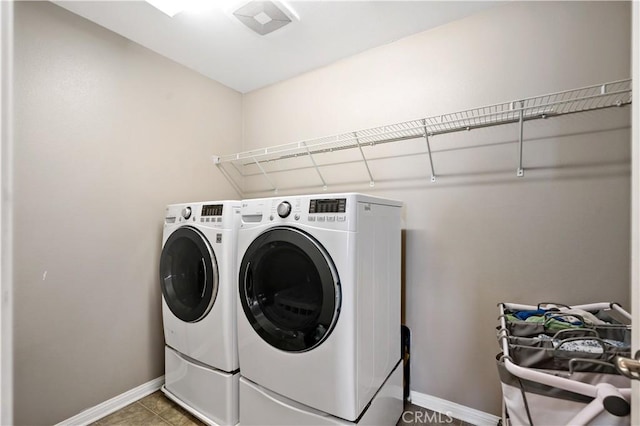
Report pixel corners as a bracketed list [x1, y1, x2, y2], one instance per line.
[233, 1, 296, 36]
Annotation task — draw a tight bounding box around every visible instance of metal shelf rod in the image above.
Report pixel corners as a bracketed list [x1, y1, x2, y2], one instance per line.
[517, 101, 525, 177]
[354, 132, 375, 187]
[218, 162, 243, 197]
[303, 141, 328, 190]
[253, 157, 278, 193]
[231, 161, 243, 177]
[212, 156, 244, 197]
[422, 119, 436, 182]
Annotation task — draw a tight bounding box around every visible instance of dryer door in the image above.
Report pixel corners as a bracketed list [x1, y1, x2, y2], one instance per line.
[160, 226, 219, 323]
[239, 227, 341, 352]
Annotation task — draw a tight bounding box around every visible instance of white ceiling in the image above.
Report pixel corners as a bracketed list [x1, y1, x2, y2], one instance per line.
[53, 1, 498, 93]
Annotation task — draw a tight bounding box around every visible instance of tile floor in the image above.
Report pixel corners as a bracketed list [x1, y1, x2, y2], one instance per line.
[92, 391, 476, 426]
[91, 391, 204, 426]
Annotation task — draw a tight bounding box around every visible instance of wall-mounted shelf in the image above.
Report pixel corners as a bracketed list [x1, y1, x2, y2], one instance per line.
[214, 79, 632, 195]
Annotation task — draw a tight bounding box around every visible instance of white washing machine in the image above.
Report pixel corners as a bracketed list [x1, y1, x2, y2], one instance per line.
[236, 193, 404, 424]
[159, 200, 241, 425]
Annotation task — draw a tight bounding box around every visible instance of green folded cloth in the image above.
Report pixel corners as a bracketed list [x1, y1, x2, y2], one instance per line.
[506, 314, 580, 332]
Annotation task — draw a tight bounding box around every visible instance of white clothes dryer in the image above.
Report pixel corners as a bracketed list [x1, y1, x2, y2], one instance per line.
[236, 193, 403, 423]
[159, 200, 241, 425]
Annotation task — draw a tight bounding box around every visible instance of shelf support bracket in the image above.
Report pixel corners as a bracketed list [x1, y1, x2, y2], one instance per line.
[302, 142, 328, 191]
[423, 120, 436, 182]
[252, 157, 278, 194]
[517, 101, 525, 177]
[354, 132, 375, 187]
[212, 156, 243, 198]
[230, 161, 243, 178]
[217, 164, 243, 198]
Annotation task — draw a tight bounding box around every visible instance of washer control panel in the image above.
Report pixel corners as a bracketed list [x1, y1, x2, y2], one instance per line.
[261, 197, 349, 227]
[198, 204, 225, 223]
[165, 202, 239, 229]
[201, 204, 223, 217]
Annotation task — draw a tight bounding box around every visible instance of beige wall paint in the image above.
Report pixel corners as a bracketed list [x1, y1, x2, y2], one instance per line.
[13, 2, 242, 424]
[242, 1, 632, 415]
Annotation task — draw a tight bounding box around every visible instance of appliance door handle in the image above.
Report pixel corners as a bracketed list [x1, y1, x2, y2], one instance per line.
[245, 262, 252, 296]
[200, 257, 207, 299]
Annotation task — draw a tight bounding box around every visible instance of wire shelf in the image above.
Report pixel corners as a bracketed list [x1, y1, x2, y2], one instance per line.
[214, 79, 632, 194]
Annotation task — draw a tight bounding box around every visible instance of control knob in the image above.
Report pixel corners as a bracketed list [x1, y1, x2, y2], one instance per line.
[277, 201, 292, 218]
[182, 207, 192, 220]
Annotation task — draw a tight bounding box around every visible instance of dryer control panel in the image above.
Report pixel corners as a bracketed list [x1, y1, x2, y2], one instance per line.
[201, 204, 224, 217]
[309, 198, 346, 214]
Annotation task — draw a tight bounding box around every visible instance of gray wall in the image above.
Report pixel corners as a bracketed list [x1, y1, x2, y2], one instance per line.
[13, 2, 242, 424]
[241, 1, 632, 415]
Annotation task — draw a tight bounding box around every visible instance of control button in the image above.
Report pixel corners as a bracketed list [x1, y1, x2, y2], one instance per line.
[181, 207, 192, 220]
[317, 216, 326, 222]
[200, 218, 204, 222]
[337, 216, 346, 222]
[277, 201, 292, 218]
[294, 214, 300, 220]
[216, 217, 221, 222]
[308, 216, 316, 222]
[270, 215, 274, 221]
[327, 216, 336, 222]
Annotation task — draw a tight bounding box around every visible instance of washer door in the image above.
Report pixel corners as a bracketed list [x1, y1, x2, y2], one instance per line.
[160, 226, 218, 323]
[239, 227, 341, 352]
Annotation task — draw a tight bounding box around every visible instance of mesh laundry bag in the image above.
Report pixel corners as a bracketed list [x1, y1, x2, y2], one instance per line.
[497, 355, 630, 426]
[502, 311, 630, 341]
[496, 303, 632, 426]
[507, 337, 630, 372]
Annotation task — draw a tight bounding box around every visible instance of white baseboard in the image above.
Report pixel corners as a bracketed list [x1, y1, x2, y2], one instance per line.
[56, 378, 495, 426]
[409, 391, 500, 426]
[56, 376, 165, 426]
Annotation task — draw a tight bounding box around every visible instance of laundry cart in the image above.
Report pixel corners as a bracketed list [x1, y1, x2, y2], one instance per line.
[496, 302, 632, 426]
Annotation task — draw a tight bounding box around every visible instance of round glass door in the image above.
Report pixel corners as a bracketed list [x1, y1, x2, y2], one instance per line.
[160, 226, 218, 323]
[239, 227, 341, 352]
